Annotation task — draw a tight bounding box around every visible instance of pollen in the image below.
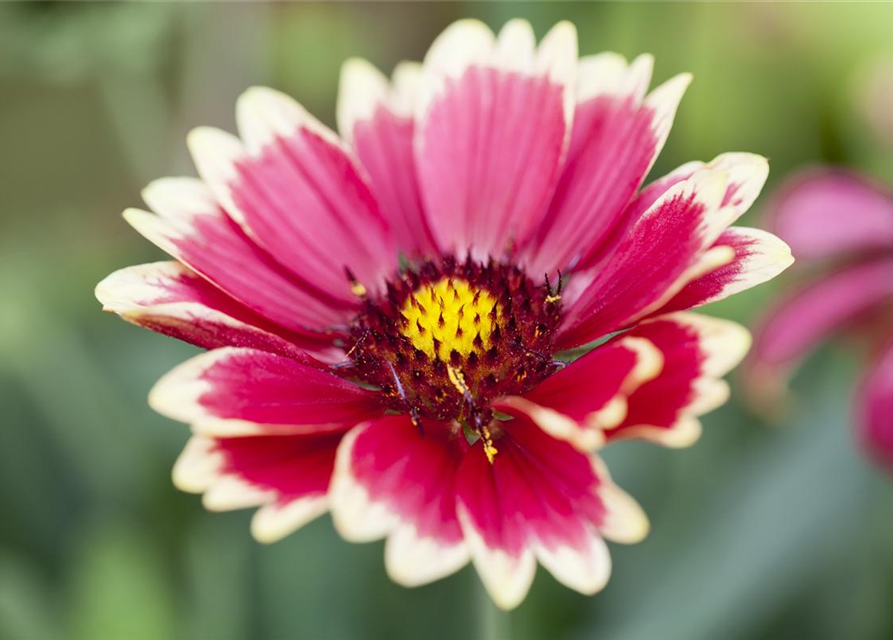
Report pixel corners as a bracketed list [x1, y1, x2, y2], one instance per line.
[400, 278, 500, 361]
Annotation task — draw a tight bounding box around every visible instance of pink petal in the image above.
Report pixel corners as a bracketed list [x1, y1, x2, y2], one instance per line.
[613, 152, 769, 262]
[747, 257, 893, 401]
[329, 416, 470, 586]
[337, 59, 438, 257]
[858, 339, 893, 471]
[173, 433, 340, 542]
[415, 20, 576, 260]
[149, 347, 384, 437]
[653, 227, 793, 315]
[556, 168, 732, 349]
[125, 177, 351, 337]
[768, 169, 893, 261]
[606, 313, 751, 447]
[455, 415, 647, 609]
[189, 88, 396, 302]
[493, 336, 662, 450]
[96, 261, 338, 360]
[523, 59, 690, 276]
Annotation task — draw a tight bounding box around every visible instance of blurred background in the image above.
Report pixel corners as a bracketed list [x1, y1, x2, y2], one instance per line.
[2, 3, 893, 639]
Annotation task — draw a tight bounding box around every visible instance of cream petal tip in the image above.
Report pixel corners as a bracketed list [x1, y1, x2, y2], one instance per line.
[186, 125, 243, 161]
[147, 348, 242, 423]
[328, 427, 398, 542]
[250, 497, 328, 544]
[384, 526, 470, 587]
[201, 476, 273, 512]
[141, 176, 214, 220]
[171, 436, 222, 493]
[535, 535, 611, 595]
[337, 58, 390, 140]
[597, 482, 651, 544]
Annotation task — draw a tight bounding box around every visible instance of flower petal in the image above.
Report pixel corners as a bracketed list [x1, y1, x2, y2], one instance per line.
[173, 434, 339, 543]
[337, 58, 437, 257]
[653, 227, 794, 315]
[556, 167, 732, 348]
[768, 169, 893, 261]
[746, 257, 893, 404]
[95, 261, 337, 359]
[328, 416, 470, 586]
[124, 177, 351, 337]
[493, 336, 663, 450]
[455, 415, 647, 609]
[415, 19, 577, 260]
[524, 57, 690, 276]
[858, 339, 893, 471]
[605, 313, 751, 447]
[149, 347, 384, 437]
[571, 152, 773, 317]
[189, 87, 396, 301]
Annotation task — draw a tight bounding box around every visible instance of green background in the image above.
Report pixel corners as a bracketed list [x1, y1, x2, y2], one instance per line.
[2, 3, 893, 639]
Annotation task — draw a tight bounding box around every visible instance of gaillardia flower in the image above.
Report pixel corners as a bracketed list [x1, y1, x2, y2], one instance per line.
[747, 168, 893, 471]
[96, 19, 792, 608]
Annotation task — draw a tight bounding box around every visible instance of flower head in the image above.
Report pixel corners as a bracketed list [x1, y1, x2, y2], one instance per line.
[747, 168, 893, 470]
[96, 19, 792, 608]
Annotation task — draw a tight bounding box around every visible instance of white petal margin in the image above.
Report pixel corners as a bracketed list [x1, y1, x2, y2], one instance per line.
[495, 336, 663, 452]
[236, 85, 345, 155]
[186, 127, 248, 225]
[495, 396, 607, 451]
[147, 347, 343, 438]
[603, 167, 732, 327]
[172, 436, 328, 543]
[95, 262, 284, 348]
[576, 51, 654, 105]
[329, 425, 471, 587]
[636, 244, 737, 323]
[591, 456, 650, 544]
[251, 496, 329, 544]
[635, 155, 778, 319]
[148, 348, 240, 425]
[418, 18, 578, 132]
[173, 436, 275, 512]
[337, 58, 423, 144]
[701, 227, 795, 306]
[456, 504, 537, 611]
[672, 312, 753, 378]
[329, 425, 400, 542]
[534, 530, 611, 596]
[710, 152, 771, 220]
[646, 153, 770, 303]
[642, 72, 693, 171]
[384, 523, 470, 588]
[141, 176, 218, 221]
[616, 312, 752, 448]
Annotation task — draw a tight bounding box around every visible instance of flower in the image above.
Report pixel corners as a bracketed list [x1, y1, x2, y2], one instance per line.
[747, 168, 893, 471]
[96, 19, 792, 609]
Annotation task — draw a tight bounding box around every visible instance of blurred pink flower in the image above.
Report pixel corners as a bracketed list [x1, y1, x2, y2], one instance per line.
[96, 18, 792, 608]
[748, 168, 893, 469]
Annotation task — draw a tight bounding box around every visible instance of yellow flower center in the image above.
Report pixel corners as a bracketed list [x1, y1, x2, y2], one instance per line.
[399, 278, 500, 361]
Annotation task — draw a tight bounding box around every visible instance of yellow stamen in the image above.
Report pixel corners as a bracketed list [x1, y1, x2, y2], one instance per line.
[481, 424, 498, 464]
[446, 364, 471, 399]
[400, 278, 500, 360]
[350, 281, 367, 297]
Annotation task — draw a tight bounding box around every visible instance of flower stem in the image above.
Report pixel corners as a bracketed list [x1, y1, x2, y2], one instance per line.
[475, 576, 511, 640]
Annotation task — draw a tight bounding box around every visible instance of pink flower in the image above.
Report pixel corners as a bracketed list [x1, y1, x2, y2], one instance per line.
[96, 19, 792, 608]
[748, 168, 893, 471]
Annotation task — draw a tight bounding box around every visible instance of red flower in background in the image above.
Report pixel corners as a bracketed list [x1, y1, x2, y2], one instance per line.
[748, 169, 893, 470]
[96, 19, 792, 608]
